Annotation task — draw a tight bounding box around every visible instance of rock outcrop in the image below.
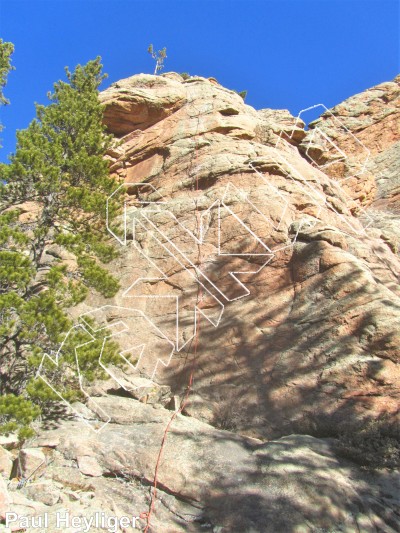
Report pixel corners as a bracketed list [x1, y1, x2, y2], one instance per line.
[1, 397, 399, 531]
[2, 72, 399, 532]
[299, 75, 400, 250]
[93, 72, 400, 440]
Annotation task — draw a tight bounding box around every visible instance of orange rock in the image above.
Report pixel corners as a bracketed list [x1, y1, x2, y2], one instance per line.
[94, 73, 400, 441]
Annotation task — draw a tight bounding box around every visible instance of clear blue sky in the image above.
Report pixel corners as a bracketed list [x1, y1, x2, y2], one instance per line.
[0, 0, 399, 162]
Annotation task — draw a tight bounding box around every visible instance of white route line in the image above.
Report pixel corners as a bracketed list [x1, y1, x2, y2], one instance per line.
[37, 323, 112, 432]
[276, 103, 371, 178]
[37, 306, 175, 431]
[80, 306, 175, 386]
[39, 98, 382, 433]
[273, 116, 374, 235]
[38, 172, 286, 430]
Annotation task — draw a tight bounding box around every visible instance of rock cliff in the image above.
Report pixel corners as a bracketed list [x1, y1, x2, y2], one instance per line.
[1, 72, 399, 532]
[97, 72, 400, 440]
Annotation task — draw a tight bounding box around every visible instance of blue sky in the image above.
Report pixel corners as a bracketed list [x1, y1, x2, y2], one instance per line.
[0, 0, 399, 162]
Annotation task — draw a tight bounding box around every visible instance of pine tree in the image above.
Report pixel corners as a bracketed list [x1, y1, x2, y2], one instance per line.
[0, 54, 122, 439]
[0, 39, 14, 108]
[0, 39, 14, 148]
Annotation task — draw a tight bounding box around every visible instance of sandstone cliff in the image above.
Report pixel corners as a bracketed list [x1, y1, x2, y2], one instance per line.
[2, 73, 399, 532]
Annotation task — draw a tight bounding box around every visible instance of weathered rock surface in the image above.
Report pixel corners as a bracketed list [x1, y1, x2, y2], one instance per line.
[18, 448, 46, 479]
[90, 72, 400, 443]
[300, 75, 400, 249]
[0, 476, 11, 520]
[23, 480, 61, 506]
[6, 72, 400, 532]
[0, 434, 19, 451]
[2, 397, 398, 532]
[304, 75, 399, 176]
[0, 446, 13, 479]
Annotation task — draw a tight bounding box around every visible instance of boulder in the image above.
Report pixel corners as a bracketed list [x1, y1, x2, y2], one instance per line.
[23, 480, 61, 506]
[0, 433, 19, 451]
[77, 455, 103, 477]
[0, 476, 11, 520]
[18, 448, 46, 479]
[0, 446, 13, 479]
[30, 402, 399, 532]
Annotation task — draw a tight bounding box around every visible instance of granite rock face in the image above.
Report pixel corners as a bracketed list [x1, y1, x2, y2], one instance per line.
[3, 398, 399, 532]
[91, 72, 400, 441]
[3, 73, 399, 532]
[299, 75, 400, 249]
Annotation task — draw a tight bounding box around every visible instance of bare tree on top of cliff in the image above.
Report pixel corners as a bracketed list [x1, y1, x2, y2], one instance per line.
[148, 44, 167, 74]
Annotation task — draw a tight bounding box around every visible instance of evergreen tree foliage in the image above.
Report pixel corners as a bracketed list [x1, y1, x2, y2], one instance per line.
[0, 39, 14, 108]
[0, 52, 122, 440]
[0, 394, 40, 440]
[0, 39, 14, 151]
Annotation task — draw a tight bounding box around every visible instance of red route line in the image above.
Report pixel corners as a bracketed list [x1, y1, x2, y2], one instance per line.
[142, 119, 203, 532]
[141, 301, 202, 532]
